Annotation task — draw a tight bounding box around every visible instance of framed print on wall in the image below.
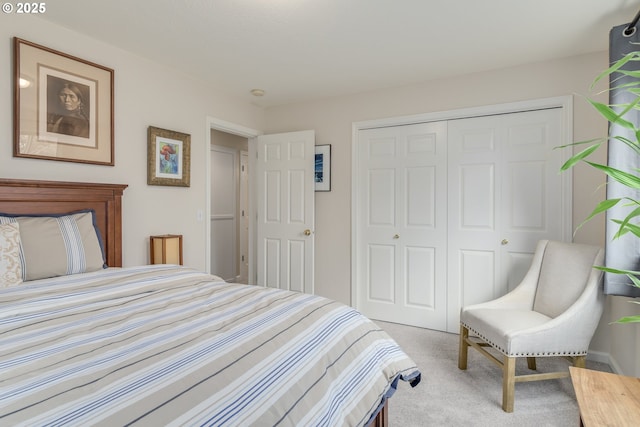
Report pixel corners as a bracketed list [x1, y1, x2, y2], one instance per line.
[13, 38, 114, 165]
[147, 126, 191, 187]
[315, 144, 331, 191]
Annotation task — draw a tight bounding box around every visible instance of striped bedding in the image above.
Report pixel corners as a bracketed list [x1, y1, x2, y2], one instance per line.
[0, 265, 420, 426]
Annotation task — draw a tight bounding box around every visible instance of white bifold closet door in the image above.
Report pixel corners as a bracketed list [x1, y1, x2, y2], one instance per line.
[355, 108, 567, 332]
[445, 109, 565, 331]
[355, 121, 449, 330]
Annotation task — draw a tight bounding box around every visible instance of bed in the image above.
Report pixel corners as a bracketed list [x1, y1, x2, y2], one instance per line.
[0, 179, 420, 426]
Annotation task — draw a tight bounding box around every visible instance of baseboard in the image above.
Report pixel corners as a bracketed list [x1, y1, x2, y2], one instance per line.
[605, 355, 625, 375]
[586, 349, 609, 364]
[587, 350, 622, 374]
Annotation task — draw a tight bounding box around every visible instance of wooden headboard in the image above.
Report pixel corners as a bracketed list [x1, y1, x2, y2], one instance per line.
[0, 179, 128, 267]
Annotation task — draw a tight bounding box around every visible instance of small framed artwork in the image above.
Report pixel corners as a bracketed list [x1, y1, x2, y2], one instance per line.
[315, 144, 331, 191]
[13, 37, 114, 165]
[147, 126, 191, 187]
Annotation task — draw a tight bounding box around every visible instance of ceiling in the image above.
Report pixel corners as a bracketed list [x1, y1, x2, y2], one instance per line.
[38, 0, 640, 108]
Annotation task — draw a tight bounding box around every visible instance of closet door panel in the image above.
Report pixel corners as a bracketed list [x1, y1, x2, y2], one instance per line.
[459, 163, 495, 229]
[356, 122, 448, 329]
[447, 108, 566, 331]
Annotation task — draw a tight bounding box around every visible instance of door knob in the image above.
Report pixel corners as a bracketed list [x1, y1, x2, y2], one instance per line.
[501, 239, 509, 245]
[304, 229, 312, 236]
[393, 234, 400, 239]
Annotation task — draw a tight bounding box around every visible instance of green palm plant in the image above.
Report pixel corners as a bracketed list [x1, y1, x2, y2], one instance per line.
[559, 50, 640, 323]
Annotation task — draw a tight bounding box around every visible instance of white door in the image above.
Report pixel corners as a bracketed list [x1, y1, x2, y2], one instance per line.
[255, 130, 315, 294]
[355, 122, 448, 329]
[446, 108, 567, 331]
[210, 146, 238, 281]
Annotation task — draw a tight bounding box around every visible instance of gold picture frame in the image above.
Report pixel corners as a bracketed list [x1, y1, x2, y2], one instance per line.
[147, 126, 191, 187]
[13, 38, 114, 165]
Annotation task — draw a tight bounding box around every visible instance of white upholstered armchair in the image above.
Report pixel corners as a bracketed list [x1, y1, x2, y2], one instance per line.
[458, 240, 605, 412]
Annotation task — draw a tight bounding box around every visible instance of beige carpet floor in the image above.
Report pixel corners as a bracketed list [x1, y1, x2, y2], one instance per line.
[378, 320, 612, 427]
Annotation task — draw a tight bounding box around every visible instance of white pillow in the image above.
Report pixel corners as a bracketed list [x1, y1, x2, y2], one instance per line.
[0, 222, 23, 287]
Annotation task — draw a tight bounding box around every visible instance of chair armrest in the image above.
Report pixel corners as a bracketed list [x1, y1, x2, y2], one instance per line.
[507, 269, 605, 356]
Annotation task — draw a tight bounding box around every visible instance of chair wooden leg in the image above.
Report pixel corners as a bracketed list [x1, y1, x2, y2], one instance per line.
[574, 355, 586, 369]
[458, 325, 469, 370]
[527, 357, 536, 370]
[502, 356, 516, 412]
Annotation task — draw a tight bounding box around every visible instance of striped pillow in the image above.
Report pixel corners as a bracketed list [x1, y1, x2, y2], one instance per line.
[0, 210, 105, 281]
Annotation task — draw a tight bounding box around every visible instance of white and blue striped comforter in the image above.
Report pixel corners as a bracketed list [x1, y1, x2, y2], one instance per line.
[0, 265, 420, 426]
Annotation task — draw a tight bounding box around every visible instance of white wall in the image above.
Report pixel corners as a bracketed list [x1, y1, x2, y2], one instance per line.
[264, 52, 640, 376]
[0, 16, 264, 271]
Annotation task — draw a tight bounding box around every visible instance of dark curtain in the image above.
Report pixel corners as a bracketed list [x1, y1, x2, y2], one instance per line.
[605, 23, 640, 297]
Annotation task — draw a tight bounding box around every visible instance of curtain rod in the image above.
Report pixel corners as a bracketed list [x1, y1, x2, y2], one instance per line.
[624, 8, 640, 35]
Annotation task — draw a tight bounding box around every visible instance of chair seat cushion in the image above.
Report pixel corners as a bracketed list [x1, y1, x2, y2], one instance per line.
[461, 308, 551, 355]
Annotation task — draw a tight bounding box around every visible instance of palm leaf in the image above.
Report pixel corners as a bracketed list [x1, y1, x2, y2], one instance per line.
[585, 162, 640, 189]
[591, 52, 638, 88]
[612, 206, 640, 239]
[588, 100, 636, 130]
[611, 135, 640, 156]
[614, 95, 640, 118]
[611, 218, 640, 239]
[597, 267, 640, 290]
[611, 81, 640, 92]
[595, 266, 640, 276]
[616, 315, 640, 324]
[555, 138, 604, 150]
[573, 199, 622, 231]
[630, 273, 640, 288]
[617, 69, 640, 79]
[560, 144, 601, 170]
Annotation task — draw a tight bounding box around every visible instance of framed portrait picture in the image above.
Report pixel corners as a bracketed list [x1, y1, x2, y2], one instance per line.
[315, 144, 331, 191]
[13, 38, 114, 165]
[147, 126, 191, 187]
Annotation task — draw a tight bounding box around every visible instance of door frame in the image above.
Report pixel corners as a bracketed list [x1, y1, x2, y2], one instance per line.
[351, 95, 573, 310]
[205, 117, 261, 283]
[239, 151, 249, 283]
